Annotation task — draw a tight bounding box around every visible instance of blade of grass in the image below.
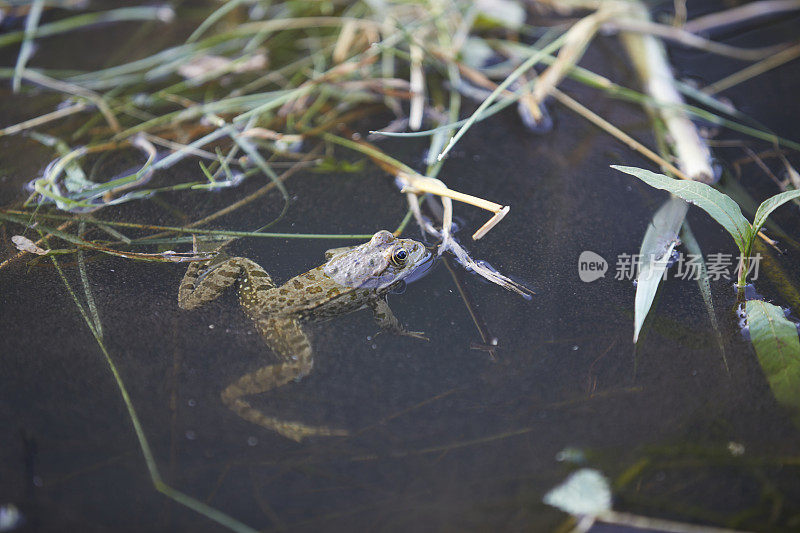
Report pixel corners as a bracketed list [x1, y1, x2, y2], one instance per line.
[45, 241, 258, 533]
[2, 210, 374, 242]
[0, 6, 174, 49]
[186, 0, 247, 43]
[12, 0, 44, 93]
[77, 221, 102, 337]
[436, 32, 568, 161]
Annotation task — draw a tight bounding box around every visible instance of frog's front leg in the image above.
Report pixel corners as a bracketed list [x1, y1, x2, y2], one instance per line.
[221, 315, 348, 442]
[178, 257, 273, 310]
[369, 298, 428, 341]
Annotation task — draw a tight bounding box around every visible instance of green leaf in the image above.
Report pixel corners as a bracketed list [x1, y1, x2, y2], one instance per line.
[752, 189, 800, 236]
[543, 468, 612, 516]
[612, 165, 753, 254]
[746, 299, 800, 423]
[474, 0, 526, 30]
[681, 221, 727, 369]
[634, 196, 687, 342]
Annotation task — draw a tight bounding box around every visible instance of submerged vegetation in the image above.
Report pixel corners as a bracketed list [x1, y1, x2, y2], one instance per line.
[2, 0, 800, 531]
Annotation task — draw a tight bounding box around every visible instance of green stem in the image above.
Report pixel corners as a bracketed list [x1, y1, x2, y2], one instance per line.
[46, 241, 258, 533]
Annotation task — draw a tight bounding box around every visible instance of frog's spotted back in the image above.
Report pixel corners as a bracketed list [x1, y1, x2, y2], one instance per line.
[323, 230, 433, 289]
[177, 231, 433, 440]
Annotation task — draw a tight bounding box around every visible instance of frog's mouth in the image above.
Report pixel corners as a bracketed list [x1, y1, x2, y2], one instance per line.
[402, 247, 436, 285]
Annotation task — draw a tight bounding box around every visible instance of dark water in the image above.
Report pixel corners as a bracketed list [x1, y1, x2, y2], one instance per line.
[1, 2, 800, 532]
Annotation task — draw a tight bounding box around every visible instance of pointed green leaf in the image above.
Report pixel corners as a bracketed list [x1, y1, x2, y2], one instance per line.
[746, 299, 800, 422]
[752, 190, 800, 236]
[612, 165, 752, 254]
[634, 196, 687, 342]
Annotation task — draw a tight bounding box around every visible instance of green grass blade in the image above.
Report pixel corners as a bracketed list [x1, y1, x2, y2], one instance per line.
[12, 0, 45, 93]
[47, 250, 258, 532]
[187, 0, 247, 43]
[0, 7, 173, 49]
[435, 33, 567, 161]
[77, 222, 103, 337]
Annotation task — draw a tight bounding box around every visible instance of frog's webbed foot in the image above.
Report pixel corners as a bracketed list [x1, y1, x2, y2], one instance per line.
[221, 316, 348, 441]
[369, 299, 429, 342]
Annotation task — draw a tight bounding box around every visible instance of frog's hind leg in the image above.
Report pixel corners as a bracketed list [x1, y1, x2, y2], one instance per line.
[220, 316, 348, 442]
[178, 257, 273, 310]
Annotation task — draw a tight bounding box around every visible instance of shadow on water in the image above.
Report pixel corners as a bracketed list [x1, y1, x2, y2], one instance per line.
[1, 2, 800, 532]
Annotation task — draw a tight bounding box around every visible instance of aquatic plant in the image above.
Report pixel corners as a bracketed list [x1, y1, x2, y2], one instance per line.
[613, 165, 800, 425]
[613, 165, 800, 293]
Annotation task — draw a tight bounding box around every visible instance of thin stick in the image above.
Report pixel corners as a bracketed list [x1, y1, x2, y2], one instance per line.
[683, 0, 800, 33]
[596, 510, 749, 533]
[551, 88, 690, 180]
[0, 102, 88, 137]
[443, 256, 498, 361]
[704, 42, 800, 95]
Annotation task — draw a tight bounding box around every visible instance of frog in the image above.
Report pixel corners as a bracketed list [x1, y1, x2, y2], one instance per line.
[178, 230, 434, 441]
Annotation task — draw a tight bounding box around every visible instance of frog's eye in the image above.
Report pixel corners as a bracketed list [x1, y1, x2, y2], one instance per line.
[391, 247, 408, 267]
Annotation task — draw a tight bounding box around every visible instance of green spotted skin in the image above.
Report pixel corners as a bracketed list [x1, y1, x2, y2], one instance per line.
[178, 231, 430, 441]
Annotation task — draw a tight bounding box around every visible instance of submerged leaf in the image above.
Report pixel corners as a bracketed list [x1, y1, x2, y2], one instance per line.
[612, 165, 752, 253]
[634, 196, 687, 342]
[746, 300, 800, 422]
[681, 222, 727, 368]
[474, 0, 526, 30]
[11, 235, 47, 255]
[752, 189, 800, 236]
[543, 468, 612, 516]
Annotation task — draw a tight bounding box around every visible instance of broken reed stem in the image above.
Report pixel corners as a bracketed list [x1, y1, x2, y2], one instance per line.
[395, 171, 504, 213]
[320, 131, 509, 240]
[618, 1, 715, 183]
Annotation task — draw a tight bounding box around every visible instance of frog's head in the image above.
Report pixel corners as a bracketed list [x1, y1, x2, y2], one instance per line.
[324, 230, 434, 290]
